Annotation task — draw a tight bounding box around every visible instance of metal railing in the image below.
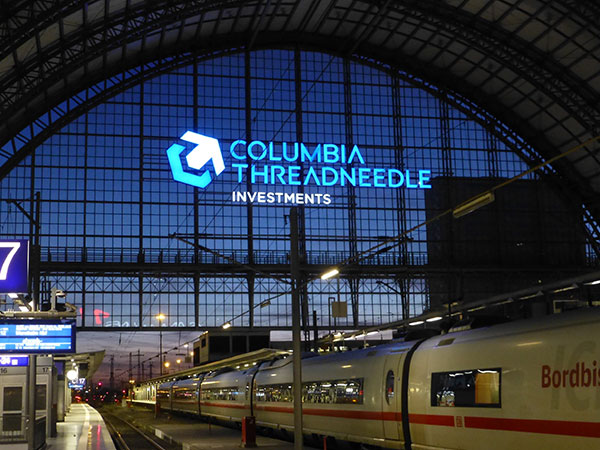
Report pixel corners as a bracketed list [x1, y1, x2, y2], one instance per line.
[42, 245, 598, 268]
[42, 246, 419, 266]
[0, 414, 26, 442]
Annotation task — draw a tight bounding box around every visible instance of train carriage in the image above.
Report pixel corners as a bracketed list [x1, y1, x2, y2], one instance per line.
[171, 377, 202, 415]
[132, 308, 600, 450]
[407, 310, 600, 450]
[199, 369, 252, 422]
[156, 380, 175, 411]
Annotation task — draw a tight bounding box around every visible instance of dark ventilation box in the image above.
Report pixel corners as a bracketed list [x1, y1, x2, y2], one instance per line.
[193, 332, 271, 365]
[425, 177, 587, 307]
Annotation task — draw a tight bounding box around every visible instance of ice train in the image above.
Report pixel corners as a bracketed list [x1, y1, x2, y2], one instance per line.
[132, 308, 600, 449]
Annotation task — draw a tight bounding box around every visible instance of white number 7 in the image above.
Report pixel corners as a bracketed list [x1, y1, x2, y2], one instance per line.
[0, 242, 21, 281]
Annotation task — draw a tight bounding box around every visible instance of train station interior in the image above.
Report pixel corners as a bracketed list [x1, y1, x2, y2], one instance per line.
[0, 1, 599, 449]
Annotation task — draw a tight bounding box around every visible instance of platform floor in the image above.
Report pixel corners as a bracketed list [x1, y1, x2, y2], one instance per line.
[109, 404, 311, 449]
[46, 403, 116, 450]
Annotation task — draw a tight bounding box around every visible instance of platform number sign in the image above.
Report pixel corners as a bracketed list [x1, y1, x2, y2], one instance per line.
[0, 240, 29, 293]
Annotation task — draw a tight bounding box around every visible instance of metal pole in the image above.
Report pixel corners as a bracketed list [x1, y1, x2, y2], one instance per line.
[128, 352, 132, 382]
[328, 296, 332, 337]
[336, 276, 341, 331]
[159, 331, 163, 376]
[27, 192, 41, 450]
[290, 207, 303, 450]
[110, 356, 114, 391]
[312, 310, 318, 352]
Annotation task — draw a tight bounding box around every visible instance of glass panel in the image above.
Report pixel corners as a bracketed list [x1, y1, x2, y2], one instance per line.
[385, 370, 394, 404]
[3, 387, 22, 411]
[35, 385, 47, 411]
[431, 368, 501, 408]
[255, 378, 364, 404]
[0, 48, 545, 330]
[2, 413, 22, 432]
[475, 371, 500, 405]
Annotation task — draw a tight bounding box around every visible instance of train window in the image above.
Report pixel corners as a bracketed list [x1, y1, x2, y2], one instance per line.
[431, 368, 501, 408]
[157, 388, 170, 399]
[303, 379, 363, 404]
[200, 387, 240, 401]
[35, 385, 46, 410]
[255, 379, 363, 405]
[173, 387, 196, 400]
[385, 371, 394, 404]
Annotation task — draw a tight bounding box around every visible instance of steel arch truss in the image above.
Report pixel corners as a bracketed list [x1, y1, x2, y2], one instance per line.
[1, 0, 600, 233]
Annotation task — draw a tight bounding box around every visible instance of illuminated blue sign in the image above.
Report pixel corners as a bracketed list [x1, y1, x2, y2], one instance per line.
[229, 140, 431, 188]
[167, 132, 432, 200]
[0, 240, 29, 293]
[0, 355, 28, 366]
[68, 378, 86, 389]
[167, 131, 225, 188]
[0, 320, 75, 354]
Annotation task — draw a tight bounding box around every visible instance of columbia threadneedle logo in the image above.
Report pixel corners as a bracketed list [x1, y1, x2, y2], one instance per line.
[167, 131, 432, 206]
[166, 131, 225, 188]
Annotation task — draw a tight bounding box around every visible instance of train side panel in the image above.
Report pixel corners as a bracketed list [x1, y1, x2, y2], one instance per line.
[254, 345, 414, 449]
[171, 377, 201, 414]
[407, 309, 600, 450]
[156, 381, 174, 411]
[200, 370, 250, 421]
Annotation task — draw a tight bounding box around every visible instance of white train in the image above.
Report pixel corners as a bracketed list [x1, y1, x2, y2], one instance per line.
[133, 308, 600, 449]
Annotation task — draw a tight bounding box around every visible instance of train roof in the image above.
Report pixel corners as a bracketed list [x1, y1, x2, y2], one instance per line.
[421, 307, 600, 350]
[141, 347, 290, 385]
[142, 307, 599, 389]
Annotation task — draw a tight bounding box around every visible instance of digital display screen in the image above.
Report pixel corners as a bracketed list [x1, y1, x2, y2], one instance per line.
[0, 240, 29, 293]
[0, 321, 75, 353]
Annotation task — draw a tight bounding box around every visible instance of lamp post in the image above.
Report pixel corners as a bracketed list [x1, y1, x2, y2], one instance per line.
[156, 313, 166, 375]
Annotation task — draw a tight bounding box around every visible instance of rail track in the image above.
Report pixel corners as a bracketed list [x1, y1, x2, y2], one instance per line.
[100, 409, 173, 450]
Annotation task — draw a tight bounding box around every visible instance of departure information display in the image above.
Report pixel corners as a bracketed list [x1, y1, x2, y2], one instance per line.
[0, 320, 75, 353]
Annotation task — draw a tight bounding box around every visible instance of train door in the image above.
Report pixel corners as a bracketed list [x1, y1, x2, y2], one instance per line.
[382, 353, 403, 442]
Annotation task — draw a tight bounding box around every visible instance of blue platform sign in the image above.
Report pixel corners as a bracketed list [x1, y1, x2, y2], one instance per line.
[0, 355, 28, 366]
[0, 320, 75, 354]
[0, 240, 29, 293]
[68, 378, 86, 389]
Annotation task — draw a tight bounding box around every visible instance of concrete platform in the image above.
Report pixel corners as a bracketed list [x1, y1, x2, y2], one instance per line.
[47, 403, 116, 450]
[106, 404, 311, 450]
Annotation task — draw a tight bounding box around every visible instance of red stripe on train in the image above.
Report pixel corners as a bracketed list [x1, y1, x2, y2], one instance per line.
[196, 403, 600, 438]
[256, 405, 400, 421]
[464, 416, 600, 438]
[200, 401, 248, 409]
[409, 413, 455, 427]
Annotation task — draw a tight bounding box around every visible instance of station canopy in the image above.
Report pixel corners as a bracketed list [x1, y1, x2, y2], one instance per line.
[0, 0, 599, 232]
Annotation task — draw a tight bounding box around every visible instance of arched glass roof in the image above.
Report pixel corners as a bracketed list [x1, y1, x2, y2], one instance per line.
[0, 48, 585, 329]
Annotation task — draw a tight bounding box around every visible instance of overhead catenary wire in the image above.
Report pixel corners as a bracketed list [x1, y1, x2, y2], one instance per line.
[113, 135, 600, 381]
[211, 134, 600, 328]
